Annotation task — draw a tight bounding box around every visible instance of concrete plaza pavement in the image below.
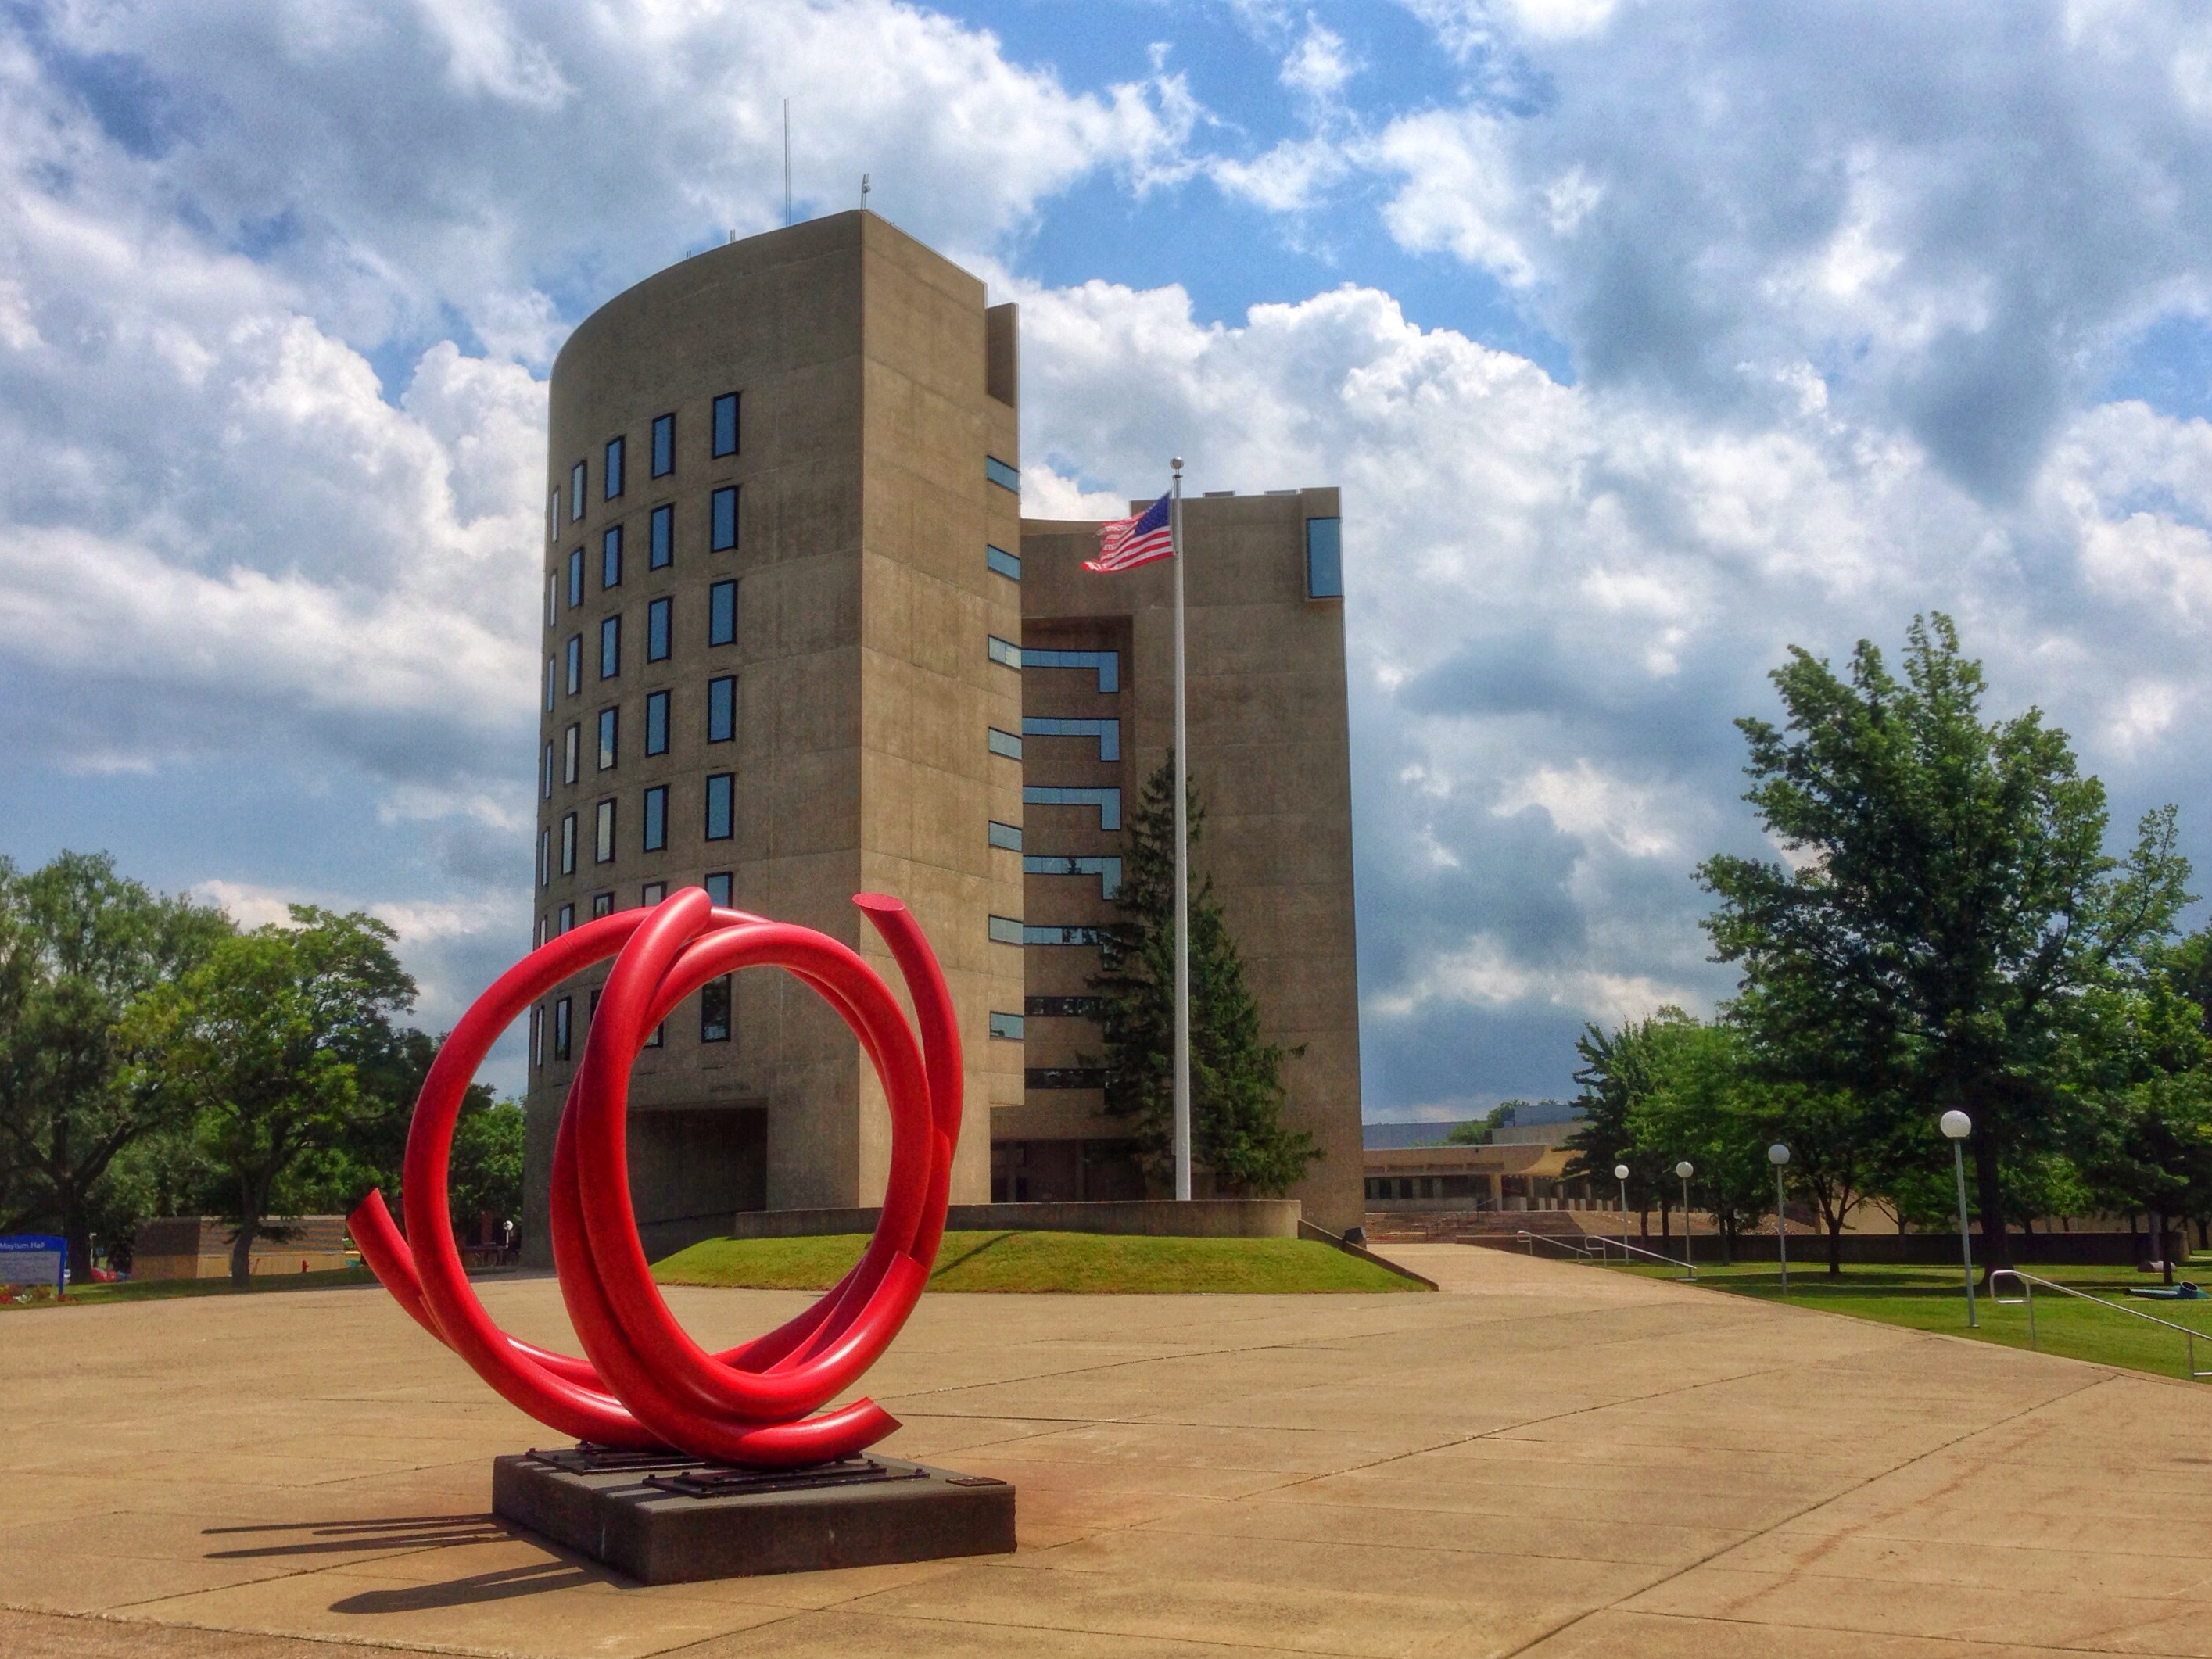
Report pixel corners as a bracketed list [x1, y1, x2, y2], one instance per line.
[2, 1244, 2205, 1658]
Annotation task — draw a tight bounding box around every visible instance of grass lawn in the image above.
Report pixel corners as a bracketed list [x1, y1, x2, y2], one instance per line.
[654, 1230, 1428, 1295]
[1602, 1256, 2212, 1382]
[2, 1263, 387, 1311]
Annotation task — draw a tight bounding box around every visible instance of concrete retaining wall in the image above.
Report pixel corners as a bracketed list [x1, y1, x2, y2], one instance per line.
[1484, 1229, 2185, 1268]
[719, 1199, 1302, 1242]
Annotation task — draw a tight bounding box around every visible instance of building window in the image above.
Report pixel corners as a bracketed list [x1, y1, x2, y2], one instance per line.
[641, 881, 666, 906]
[984, 455, 1020, 493]
[711, 486, 738, 551]
[1024, 786, 1121, 830]
[544, 656, 557, 713]
[651, 413, 675, 478]
[594, 798, 615, 863]
[1024, 717, 1120, 761]
[539, 827, 550, 889]
[1024, 924, 1102, 946]
[589, 987, 601, 1030]
[1022, 647, 1118, 692]
[643, 785, 668, 852]
[604, 435, 625, 500]
[987, 544, 1020, 581]
[592, 890, 614, 919]
[712, 392, 739, 457]
[647, 596, 672, 662]
[565, 636, 582, 696]
[988, 1012, 1024, 1041]
[704, 773, 733, 840]
[563, 723, 580, 786]
[1027, 1067, 1105, 1090]
[987, 635, 1020, 670]
[1024, 855, 1123, 899]
[704, 870, 732, 906]
[600, 615, 620, 679]
[535, 914, 546, 948]
[649, 503, 673, 569]
[1026, 995, 1102, 1018]
[557, 901, 574, 935]
[546, 572, 557, 629]
[601, 525, 622, 589]
[597, 707, 617, 771]
[561, 812, 576, 875]
[988, 820, 1023, 851]
[701, 974, 733, 1041]
[987, 727, 1023, 760]
[709, 580, 737, 646]
[531, 1003, 543, 1068]
[567, 548, 584, 607]
[1306, 516, 1343, 599]
[708, 675, 735, 743]
[987, 915, 1024, 945]
[645, 690, 669, 756]
[570, 460, 586, 523]
[541, 740, 553, 800]
[548, 489, 559, 544]
[554, 996, 572, 1061]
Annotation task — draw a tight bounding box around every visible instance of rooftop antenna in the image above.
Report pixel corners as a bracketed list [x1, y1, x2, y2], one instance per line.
[782, 99, 791, 227]
[862, 172, 870, 213]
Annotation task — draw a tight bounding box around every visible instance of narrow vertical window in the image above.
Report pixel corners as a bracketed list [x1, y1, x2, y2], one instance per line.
[701, 975, 732, 1041]
[595, 798, 615, 863]
[554, 996, 572, 1060]
[545, 657, 557, 713]
[565, 636, 582, 696]
[645, 689, 669, 756]
[647, 597, 671, 661]
[704, 773, 733, 840]
[538, 827, 550, 888]
[597, 707, 617, 771]
[712, 392, 739, 457]
[541, 740, 554, 800]
[570, 461, 586, 523]
[601, 525, 622, 589]
[604, 435, 625, 500]
[567, 549, 583, 607]
[1305, 517, 1343, 599]
[709, 579, 737, 646]
[557, 901, 574, 934]
[530, 1004, 543, 1068]
[546, 572, 557, 628]
[599, 615, 620, 679]
[547, 490, 559, 544]
[642, 880, 666, 905]
[563, 723, 579, 786]
[592, 891, 613, 919]
[643, 784, 668, 851]
[707, 675, 735, 743]
[704, 871, 733, 906]
[651, 413, 675, 478]
[711, 486, 738, 551]
[560, 812, 577, 875]
[649, 503, 672, 569]
[535, 915, 546, 949]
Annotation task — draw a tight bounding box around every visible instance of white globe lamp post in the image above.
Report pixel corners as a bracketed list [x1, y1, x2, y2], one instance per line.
[1614, 1163, 1631, 1262]
[1941, 1109, 1976, 1328]
[1674, 1160, 1695, 1275]
[1768, 1144, 1791, 1293]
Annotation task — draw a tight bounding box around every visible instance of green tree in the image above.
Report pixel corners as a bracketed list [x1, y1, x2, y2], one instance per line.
[1631, 1019, 1773, 1262]
[126, 907, 415, 1284]
[0, 851, 231, 1280]
[1092, 754, 1319, 1196]
[1443, 1102, 1518, 1146]
[450, 1099, 527, 1238]
[1565, 1009, 1698, 1236]
[1699, 615, 2192, 1273]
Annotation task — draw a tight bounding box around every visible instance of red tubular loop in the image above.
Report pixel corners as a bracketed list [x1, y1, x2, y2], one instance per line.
[347, 892, 962, 1467]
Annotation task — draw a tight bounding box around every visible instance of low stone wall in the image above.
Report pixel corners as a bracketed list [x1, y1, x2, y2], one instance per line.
[131, 1215, 354, 1280]
[1474, 1229, 2185, 1268]
[719, 1199, 1302, 1242]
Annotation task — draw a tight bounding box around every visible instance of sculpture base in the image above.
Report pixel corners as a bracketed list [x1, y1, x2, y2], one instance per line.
[492, 1446, 1016, 1583]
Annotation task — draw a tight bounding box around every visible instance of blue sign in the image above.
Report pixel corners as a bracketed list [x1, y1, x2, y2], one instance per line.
[0, 1234, 66, 1294]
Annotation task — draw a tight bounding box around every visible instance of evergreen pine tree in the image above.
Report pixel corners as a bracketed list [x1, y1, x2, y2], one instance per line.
[1090, 754, 1319, 1195]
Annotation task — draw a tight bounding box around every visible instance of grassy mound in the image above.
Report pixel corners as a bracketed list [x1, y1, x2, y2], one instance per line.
[653, 1230, 1426, 1294]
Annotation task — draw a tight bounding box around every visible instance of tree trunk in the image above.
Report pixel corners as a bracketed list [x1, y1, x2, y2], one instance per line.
[231, 1170, 264, 1288]
[1827, 1217, 1844, 1276]
[65, 1215, 94, 1289]
[1971, 1125, 2009, 1274]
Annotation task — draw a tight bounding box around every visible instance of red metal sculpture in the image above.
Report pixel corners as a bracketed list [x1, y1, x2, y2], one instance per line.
[349, 888, 959, 1467]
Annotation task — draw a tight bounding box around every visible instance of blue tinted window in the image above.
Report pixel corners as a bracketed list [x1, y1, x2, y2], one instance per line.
[712, 392, 739, 457]
[604, 435, 624, 500]
[544, 657, 556, 713]
[570, 461, 586, 522]
[565, 636, 581, 696]
[709, 580, 737, 646]
[708, 675, 735, 742]
[988, 1012, 1024, 1041]
[1305, 517, 1343, 599]
[1024, 855, 1123, 899]
[649, 503, 672, 568]
[987, 636, 1020, 669]
[651, 413, 674, 478]
[988, 820, 1023, 851]
[704, 871, 732, 906]
[599, 615, 619, 679]
[711, 486, 738, 551]
[987, 545, 1020, 581]
[647, 597, 671, 661]
[1021, 648, 1117, 692]
[984, 455, 1020, 493]
[987, 915, 1024, 944]
[700, 975, 731, 1041]
[1024, 717, 1119, 761]
[988, 728, 1022, 760]
[597, 707, 616, 770]
[704, 773, 733, 840]
[642, 785, 667, 851]
[567, 548, 583, 607]
[601, 525, 622, 589]
[644, 690, 669, 756]
[1024, 924, 1102, 946]
[1023, 786, 1120, 830]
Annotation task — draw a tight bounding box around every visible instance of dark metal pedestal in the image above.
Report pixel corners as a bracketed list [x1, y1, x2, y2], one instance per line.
[493, 1446, 1016, 1584]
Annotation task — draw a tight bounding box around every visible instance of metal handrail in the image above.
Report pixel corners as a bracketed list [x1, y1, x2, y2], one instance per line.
[1517, 1229, 1696, 1278]
[1988, 1269, 2212, 1381]
[1587, 1234, 1697, 1279]
[1516, 1230, 1598, 1261]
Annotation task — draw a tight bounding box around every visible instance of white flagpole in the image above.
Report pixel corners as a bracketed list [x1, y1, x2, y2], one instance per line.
[1170, 457, 1191, 1202]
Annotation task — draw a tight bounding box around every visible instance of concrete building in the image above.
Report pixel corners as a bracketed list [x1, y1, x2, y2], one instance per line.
[522, 213, 1362, 1259]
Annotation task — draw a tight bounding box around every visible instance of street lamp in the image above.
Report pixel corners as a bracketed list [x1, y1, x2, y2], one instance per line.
[1941, 1109, 1976, 1328]
[1769, 1144, 1791, 1294]
[1615, 1163, 1631, 1260]
[1675, 1160, 1696, 1274]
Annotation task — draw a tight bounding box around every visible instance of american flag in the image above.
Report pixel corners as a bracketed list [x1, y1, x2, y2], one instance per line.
[1084, 492, 1174, 572]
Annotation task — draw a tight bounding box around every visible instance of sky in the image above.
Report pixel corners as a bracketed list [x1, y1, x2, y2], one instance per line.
[6, 0, 2212, 1122]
